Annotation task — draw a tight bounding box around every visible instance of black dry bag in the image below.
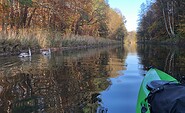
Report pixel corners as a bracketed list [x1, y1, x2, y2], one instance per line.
[146, 80, 185, 113]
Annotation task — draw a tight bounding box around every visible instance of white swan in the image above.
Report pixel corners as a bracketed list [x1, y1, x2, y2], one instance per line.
[42, 48, 51, 55]
[18, 48, 31, 58]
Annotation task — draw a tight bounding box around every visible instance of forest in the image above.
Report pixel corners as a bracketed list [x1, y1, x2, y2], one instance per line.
[137, 0, 185, 45]
[0, 0, 127, 53]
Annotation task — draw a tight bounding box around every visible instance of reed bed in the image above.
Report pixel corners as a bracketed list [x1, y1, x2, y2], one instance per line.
[61, 34, 120, 47]
[0, 28, 120, 54]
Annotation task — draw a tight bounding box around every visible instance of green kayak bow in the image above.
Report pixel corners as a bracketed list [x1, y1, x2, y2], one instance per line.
[136, 68, 178, 113]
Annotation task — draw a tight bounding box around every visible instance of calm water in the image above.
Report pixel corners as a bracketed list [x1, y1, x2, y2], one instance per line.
[0, 44, 184, 113]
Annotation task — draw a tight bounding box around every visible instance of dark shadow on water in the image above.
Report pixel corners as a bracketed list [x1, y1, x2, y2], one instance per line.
[137, 44, 185, 83]
[0, 45, 130, 113]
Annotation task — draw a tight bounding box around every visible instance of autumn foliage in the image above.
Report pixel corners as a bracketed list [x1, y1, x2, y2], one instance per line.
[137, 0, 185, 44]
[0, 0, 127, 40]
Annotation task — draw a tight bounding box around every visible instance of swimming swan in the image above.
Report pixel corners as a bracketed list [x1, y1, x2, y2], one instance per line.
[18, 48, 31, 57]
[42, 48, 51, 55]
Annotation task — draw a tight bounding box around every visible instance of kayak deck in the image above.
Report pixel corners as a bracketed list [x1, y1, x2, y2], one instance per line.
[136, 68, 178, 113]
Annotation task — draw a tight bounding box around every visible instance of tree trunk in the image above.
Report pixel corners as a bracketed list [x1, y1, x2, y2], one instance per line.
[10, 0, 14, 29]
[167, 1, 175, 37]
[19, 6, 28, 28]
[27, 8, 37, 27]
[160, 0, 172, 38]
[22, 6, 28, 27]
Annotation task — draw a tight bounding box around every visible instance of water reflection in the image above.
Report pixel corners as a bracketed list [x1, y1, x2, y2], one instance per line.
[137, 44, 185, 83]
[99, 43, 144, 113]
[0, 45, 130, 113]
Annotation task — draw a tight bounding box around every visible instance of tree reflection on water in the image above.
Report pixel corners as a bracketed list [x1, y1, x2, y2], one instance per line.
[137, 44, 185, 83]
[0, 45, 125, 113]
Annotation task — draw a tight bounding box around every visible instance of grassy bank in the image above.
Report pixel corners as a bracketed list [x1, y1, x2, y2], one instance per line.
[0, 28, 121, 56]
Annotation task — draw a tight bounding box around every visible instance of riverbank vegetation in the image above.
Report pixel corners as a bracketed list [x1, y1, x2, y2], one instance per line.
[124, 31, 137, 53]
[124, 31, 137, 44]
[137, 0, 185, 45]
[0, 0, 127, 54]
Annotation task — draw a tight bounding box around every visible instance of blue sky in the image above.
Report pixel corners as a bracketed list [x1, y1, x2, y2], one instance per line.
[108, 0, 146, 31]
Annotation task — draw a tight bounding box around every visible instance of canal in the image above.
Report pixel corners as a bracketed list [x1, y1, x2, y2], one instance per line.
[0, 44, 185, 113]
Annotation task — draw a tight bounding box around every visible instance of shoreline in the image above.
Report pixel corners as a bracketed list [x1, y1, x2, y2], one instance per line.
[0, 30, 122, 57]
[0, 43, 121, 57]
[137, 40, 185, 47]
